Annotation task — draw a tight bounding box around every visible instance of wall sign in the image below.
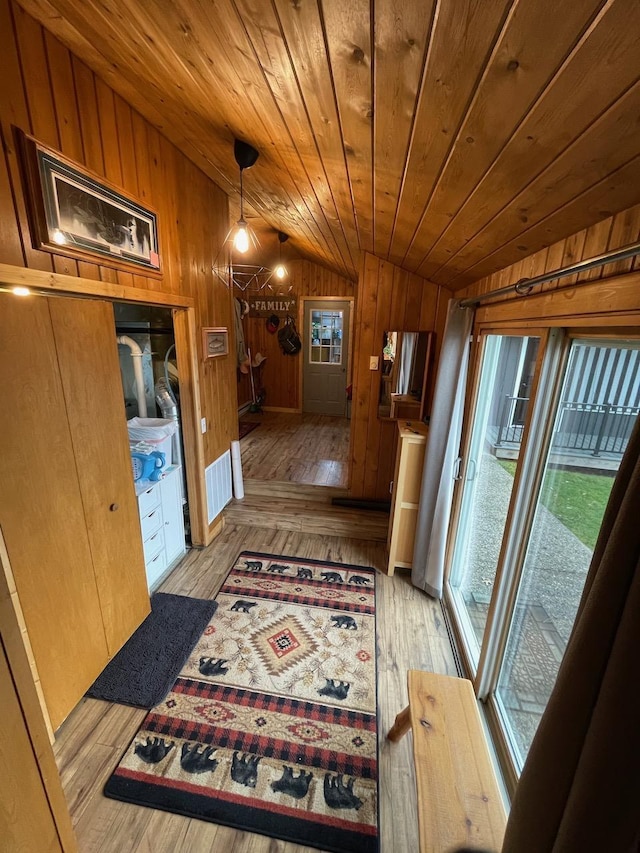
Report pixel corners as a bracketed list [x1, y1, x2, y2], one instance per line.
[247, 295, 297, 318]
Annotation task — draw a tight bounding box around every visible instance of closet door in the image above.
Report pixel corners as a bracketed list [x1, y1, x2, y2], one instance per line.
[0, 296, 108, 729]
[49, 298, 149, 656]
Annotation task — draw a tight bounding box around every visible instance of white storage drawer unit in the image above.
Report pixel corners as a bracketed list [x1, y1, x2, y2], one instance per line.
[135, 465, 186, 589]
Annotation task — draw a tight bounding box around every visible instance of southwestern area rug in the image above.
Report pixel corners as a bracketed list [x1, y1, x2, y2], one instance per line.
[104, 551, 379, 853]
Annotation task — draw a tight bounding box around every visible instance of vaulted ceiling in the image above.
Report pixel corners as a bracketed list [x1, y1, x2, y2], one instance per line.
[17, 0, 640, 289]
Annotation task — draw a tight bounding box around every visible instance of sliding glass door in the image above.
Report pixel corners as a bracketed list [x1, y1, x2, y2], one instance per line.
[447, 334, 541, 670]
[445, 332, 640, 783]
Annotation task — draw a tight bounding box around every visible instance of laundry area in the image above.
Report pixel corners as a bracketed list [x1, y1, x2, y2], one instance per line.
[113, 303, 190, 589]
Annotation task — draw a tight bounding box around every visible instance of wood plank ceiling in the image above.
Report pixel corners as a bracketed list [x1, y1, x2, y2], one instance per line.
[16, 0, 640, 289]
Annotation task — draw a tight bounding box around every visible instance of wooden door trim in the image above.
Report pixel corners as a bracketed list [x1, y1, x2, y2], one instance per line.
[0, 262, 194, 307]
[0, 262, 207, 545]
[0, 529, 78, 851]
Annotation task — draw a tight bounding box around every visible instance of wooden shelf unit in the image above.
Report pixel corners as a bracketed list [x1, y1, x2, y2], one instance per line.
[387, 420, 428, 576]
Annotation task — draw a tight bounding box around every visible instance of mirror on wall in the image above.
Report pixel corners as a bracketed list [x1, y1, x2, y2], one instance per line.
[378, 330, 433, 421]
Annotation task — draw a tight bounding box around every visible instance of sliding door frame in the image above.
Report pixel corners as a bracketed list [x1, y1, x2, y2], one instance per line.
[443, 287, 640, 796]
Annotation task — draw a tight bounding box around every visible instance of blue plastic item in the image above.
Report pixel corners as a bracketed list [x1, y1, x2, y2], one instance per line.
[131, 450, 166, 482]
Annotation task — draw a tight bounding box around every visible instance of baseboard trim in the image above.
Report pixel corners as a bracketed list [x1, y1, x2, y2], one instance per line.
[261, 406, 302, 414]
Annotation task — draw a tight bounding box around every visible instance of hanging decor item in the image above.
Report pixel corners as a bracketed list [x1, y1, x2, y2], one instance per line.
[278, 314, 302, 355]
[20, 133, 160, 274]
[231, 138, 259, 255]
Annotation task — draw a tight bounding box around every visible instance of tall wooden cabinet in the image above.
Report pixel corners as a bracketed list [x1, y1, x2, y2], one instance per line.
[0, 295, 150, 729]
[387, 420, 429, 575]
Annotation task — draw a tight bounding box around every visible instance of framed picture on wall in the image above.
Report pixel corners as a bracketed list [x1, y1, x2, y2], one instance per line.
[202, 327, 229, 359]
[19, 133, 161, 274]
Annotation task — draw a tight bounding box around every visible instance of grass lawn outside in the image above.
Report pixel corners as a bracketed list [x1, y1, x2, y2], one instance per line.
[498, 460, 615, 550]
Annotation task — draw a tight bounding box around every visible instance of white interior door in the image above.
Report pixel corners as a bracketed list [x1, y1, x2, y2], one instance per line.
[303, 300, 350, 416]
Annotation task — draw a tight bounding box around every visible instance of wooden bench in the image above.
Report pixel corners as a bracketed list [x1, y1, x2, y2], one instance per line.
[388, 670, 507, 853]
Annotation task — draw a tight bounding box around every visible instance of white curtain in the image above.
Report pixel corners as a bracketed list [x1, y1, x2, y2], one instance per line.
[397, 332, 417, 394]
[411, 300, 475, 598]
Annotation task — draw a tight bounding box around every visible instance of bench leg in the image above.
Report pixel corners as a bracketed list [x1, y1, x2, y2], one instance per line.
[387, 705, 412, 742]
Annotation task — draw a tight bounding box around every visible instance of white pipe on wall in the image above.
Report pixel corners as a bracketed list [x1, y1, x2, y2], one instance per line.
[117, 335, 148, 418]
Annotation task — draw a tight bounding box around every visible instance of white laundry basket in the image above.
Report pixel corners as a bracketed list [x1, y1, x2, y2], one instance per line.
[127, 417, 177, 465]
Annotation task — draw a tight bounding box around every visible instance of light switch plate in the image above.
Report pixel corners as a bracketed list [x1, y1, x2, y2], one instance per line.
[201, 417, 207, 433]
[369, 355, 379, 370]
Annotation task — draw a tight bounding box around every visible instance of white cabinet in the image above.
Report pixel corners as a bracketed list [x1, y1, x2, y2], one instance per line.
[135, 465, 186, 589]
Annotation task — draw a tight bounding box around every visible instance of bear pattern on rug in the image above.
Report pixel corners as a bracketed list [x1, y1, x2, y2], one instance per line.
[104, 551, 379, 853]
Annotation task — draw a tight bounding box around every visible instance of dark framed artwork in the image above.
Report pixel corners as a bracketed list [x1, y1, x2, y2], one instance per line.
[202, 327, 229, 359]
[20, 134, 161, 273]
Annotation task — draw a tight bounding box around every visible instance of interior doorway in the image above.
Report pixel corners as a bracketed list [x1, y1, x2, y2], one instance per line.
[302, 299, 351, 417]
[112, 302, 191, 552]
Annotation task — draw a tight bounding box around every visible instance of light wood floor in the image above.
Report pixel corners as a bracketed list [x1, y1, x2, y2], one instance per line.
[239, 412, 350, 488]
[54, 516, 458, 853]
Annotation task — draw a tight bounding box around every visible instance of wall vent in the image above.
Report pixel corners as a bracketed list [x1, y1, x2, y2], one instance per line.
[205, 449, 232, 524]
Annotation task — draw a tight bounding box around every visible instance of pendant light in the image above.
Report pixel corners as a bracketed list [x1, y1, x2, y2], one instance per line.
[274, 231, 289, 280]
[232, 138, 259, 254]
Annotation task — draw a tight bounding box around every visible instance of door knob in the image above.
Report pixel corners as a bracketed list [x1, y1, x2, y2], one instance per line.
[109, 503, 119, 512]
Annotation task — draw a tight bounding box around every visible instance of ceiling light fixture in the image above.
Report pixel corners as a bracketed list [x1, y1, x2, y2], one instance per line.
[12, 286, 31, 297]
[232, 138, 259, 255]
[274, 231, 289, 280]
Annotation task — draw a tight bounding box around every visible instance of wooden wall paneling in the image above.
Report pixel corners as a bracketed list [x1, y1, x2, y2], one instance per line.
[388, 265, 409, 332]
[558, 229, 588, 287]
[0, 296, 109, 730]
[403, 272, 424, 330]
[405, 0, 605, 275]
[540, 241, 566, 292]
[94, 75, 123, 185]
[321, 0, 374, 253]
[173, 306, 207, 545]
[159, 135, 182, 295]
[606, 204, 640, 277]
[113, 94, 138, 291]
[576, 217, 614, 283]
[0, 531, 78, 851]
[2, 1, 53, 270]
[49, 297, 150, 656]
[44, 29, 83, 162]
[142, 124, 167, 294]
[0, 129, 24, 267]
[350, 253, 452, 499]
[71, 56, 104, 175]
[363, 261, 393, 497]
[23, 20, 79, 298]
[113, 94, 138, 195]
[419, 276, 439, 332]
[421, 0, 640, 279]
[12, 2, 59, 148]
[436, 84, 640, 287]
[447, 155, 640, 290]
[458, 206, 640, 307]
[387, 0, 512, 267]
[349, 251, 377, 497]
[372, 0, 435, 258]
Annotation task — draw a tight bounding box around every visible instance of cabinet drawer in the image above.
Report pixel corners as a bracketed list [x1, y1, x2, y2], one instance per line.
[138, 483, 160, 517]
[145, 547, 167, 589]
[140, 506, 162, 540]
[143, 527, 164, 563]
